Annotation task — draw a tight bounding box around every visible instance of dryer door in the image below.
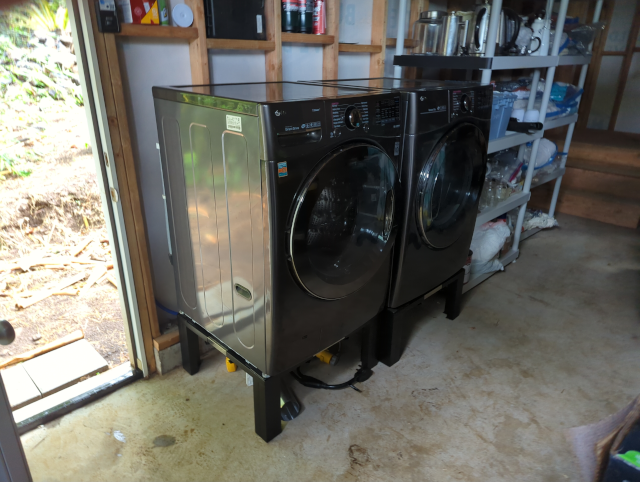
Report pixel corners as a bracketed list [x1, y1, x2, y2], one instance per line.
[416, 122, 486, 249]
[289, 143, 397, 300]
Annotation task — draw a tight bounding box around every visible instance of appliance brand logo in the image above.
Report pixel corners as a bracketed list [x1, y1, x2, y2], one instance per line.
[420, 96, 425, 101]
[275, 110, 286, 116]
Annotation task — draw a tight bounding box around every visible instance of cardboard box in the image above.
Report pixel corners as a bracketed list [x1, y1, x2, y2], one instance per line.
[117, 0, 160, 24]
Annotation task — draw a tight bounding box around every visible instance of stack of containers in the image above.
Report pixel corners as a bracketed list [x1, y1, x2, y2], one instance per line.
[489, 92, 517, 140]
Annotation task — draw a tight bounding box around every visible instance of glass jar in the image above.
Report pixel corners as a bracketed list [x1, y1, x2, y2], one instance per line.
[412, 11, 445, 54]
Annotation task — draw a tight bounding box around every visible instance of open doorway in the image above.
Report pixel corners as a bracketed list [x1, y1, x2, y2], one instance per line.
[0, 0, 132, 413]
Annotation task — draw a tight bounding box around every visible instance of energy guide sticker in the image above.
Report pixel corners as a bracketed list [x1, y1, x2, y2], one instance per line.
[226, 115, 242, 132]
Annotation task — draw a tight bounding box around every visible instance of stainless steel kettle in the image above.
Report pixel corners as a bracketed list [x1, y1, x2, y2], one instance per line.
[463, 2, 520, 56]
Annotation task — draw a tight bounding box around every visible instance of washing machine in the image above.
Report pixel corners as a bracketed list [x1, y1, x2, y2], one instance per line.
[299, 78, 492, 364]
[152, 82, 402, 379]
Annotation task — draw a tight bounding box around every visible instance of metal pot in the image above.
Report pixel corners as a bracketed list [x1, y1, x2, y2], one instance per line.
[412, 11, 445, 54]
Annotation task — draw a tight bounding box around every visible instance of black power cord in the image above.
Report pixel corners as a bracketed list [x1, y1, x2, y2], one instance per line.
[291, 365, 373, 393]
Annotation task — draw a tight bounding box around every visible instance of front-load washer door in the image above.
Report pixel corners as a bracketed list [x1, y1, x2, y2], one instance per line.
[416, 122, 486, 249]
[289, 143, 397, 300]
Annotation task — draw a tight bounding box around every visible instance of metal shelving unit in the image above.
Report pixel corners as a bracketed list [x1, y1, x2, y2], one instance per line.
[476, 191, 530, 228]
[394, 0, 603, 292]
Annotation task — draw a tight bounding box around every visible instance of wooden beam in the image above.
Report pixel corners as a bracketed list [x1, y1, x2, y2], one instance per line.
[608, 0, 640, 130]
[265, 0, 282, 82]
[282, 33, 335, 44]
[153, 330, 180, 351]
[207, 39, 276, 51]
[322, 0, 340, 80]
[118, 24, 198, 40]
[340, 43, 383, 53]
[88, 3, 157, 373]
[369, 0, 388, 77]
[186, 0, 210, 84]
[386, 38, 418, 48]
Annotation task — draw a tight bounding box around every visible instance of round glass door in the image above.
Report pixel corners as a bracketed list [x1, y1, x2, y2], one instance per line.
[416, 123, 486, 249]
[289, 143, 397, 300]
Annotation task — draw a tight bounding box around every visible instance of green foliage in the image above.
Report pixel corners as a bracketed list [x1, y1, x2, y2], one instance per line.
[30, 0, 68, 33]
[0, 152, 32, 178]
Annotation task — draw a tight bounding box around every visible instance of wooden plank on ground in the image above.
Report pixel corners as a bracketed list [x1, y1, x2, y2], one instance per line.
[79, 265, 108, 297]
[72, 237, 93, 256]
[0, 330, 84, 370]
[15, 272, 88, 309]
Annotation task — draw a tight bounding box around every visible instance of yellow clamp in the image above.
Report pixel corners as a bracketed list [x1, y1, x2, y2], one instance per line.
[226, 357, 237, 372]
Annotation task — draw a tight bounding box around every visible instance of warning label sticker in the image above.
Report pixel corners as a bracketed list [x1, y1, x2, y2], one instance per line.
[226, 115, 242, 132]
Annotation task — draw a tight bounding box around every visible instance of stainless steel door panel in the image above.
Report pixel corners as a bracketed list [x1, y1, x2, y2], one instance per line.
[155, 99, 266, 372]
[161, 117, 198, 310]
[187, 124, 224, 329]
[221, 131, 255, 349]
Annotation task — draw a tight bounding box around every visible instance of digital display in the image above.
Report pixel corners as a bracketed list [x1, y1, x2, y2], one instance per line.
[375, 97, 400, 126]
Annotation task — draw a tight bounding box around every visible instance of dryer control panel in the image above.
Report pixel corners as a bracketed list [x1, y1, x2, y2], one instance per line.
[451, 87, 492, 120]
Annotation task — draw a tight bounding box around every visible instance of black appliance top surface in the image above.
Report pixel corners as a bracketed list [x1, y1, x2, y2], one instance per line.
[306, 77, 482, 92]
[154, 82, 385, 105]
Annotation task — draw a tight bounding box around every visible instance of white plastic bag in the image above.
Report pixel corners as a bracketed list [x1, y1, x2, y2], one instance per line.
[470, 221, 511, 263]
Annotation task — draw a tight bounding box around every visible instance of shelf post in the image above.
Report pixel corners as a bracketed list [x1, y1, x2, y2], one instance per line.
[514, 0, 569, 249]
[479, 0, 503, 85]
[548, 0, 604, 217]
[393, 0, 409, 78]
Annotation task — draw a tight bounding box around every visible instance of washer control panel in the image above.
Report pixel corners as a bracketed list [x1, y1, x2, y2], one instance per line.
[331, 101, 369, 136]
[451, 90, 475, 118]
[329, 95, 401, 139]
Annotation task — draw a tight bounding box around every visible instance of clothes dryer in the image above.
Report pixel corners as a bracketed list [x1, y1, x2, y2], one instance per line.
[299, 78, 492, 365]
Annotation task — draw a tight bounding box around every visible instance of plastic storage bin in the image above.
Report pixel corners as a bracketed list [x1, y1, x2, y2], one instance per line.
[489, 92, 517, 141]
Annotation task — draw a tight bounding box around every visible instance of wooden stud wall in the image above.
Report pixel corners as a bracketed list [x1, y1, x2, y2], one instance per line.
[87, 1, 393, 368]
[87, 0, 159, 374]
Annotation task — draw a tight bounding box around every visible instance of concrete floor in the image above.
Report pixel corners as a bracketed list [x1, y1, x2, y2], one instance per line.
[21, 214, 640, 481]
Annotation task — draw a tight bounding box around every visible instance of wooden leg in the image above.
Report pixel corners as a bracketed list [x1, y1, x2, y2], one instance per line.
[443, 269, 464, 320]
[360, 319, 379, 370]
[252, 374, 282, 443]
[179, 317, 200, 375]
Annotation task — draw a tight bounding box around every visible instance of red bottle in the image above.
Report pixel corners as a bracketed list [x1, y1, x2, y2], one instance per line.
[313, 0, 326, 35]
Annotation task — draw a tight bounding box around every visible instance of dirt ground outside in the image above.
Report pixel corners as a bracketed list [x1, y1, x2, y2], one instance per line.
[0, 105, 129, 370]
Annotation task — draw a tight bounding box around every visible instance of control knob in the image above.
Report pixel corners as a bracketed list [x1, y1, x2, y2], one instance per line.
[344, 106, 362, 130]
[460, 93, 472, 113]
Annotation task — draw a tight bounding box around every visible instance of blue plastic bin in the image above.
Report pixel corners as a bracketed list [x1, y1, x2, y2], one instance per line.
[489, 92, 517, 140]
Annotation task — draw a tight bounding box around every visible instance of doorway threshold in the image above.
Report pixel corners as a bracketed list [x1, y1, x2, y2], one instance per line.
[14, 362, 142, 435]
